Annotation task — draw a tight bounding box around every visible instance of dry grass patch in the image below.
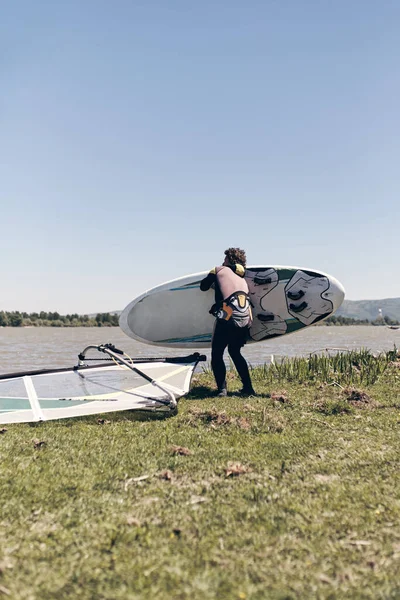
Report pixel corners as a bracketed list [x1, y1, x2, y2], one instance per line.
[269, 390, 290, 404]
[312, 396, 354, 415]
[188, 408, 235, 426]
[224, 462, 252, 477]
[32, 438, 46, 449]
[158, 470, 173, 481]
[343, 388, 378, 409]
[170, 445, 192, 456]
[188, 408, 253, 431]
[237, 417, 251, 431]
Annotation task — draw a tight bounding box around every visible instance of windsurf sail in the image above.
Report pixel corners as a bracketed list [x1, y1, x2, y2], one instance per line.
[0, 343, 206, 424]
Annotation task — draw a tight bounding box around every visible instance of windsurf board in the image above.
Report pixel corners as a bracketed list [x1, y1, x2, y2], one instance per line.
[119, 266, 345, 348]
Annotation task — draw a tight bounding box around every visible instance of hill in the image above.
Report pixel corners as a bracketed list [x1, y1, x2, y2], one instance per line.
[336, 297, 400, 322]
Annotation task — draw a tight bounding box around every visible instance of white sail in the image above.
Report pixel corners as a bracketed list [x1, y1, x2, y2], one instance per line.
[0, 345, 205, 424]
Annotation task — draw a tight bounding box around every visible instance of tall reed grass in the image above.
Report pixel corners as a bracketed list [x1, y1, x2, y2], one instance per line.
[202, 347, 398, 387]
[250, 347, 398, 386]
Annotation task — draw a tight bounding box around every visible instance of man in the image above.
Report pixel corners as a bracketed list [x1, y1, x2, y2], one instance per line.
[200, 247, 255, 397]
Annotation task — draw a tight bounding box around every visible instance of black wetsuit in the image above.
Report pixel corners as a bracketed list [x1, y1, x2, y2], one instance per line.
[200, 265, 253, 393]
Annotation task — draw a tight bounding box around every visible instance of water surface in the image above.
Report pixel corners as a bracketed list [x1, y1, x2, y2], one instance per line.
[0, 326, 398, 374]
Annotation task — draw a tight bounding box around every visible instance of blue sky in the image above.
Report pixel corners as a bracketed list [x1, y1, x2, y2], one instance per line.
[1, 0, 399, 313]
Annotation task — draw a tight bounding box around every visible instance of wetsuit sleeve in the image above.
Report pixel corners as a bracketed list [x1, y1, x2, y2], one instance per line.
[200, 269, 216, 291]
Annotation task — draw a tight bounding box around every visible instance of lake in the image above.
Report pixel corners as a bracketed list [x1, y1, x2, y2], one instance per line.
[0, 326, 398, 374]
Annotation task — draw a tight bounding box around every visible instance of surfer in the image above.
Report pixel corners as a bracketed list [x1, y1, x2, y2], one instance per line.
[200, 247, 255, 397]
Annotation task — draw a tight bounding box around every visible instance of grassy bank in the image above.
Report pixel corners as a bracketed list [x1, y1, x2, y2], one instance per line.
[0, 351, 399, 599]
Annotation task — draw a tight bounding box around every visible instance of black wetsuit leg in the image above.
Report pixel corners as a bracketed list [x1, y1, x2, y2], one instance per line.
[212, 320, 253, 391]
[227, 327, 253, 390]
[211, 320, 229, 391]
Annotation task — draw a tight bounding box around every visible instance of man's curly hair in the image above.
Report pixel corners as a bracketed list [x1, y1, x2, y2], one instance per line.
[224, 247, 247, 267]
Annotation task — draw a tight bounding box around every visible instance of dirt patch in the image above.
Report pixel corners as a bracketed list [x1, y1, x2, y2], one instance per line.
[343, 388, 378, 409]
[201, 410, 234, 426]
[313, 399, 353, 415]
[315, 474, 340, 484]
[267, 390, 290, 404]
[237, 417, 251, 431]
[32, 438, 46, 449]
[171, 445, 192, 456]
[188, 408, 251, 429]
[224, 462, 252, 477]
[263, 412, 287, 433]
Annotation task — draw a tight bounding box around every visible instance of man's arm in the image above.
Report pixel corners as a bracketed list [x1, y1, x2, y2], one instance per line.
[200, 269, 216, 291]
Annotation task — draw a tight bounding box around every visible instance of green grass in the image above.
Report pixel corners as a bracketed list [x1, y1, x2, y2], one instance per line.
[1, 350, 400, 599]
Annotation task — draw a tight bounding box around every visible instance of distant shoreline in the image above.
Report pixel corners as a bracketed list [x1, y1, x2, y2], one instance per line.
[1, 323, 399, 329]
[0, 312, 119, 328]
[0, 325, 118, 328]
[0, 311, 399, 328]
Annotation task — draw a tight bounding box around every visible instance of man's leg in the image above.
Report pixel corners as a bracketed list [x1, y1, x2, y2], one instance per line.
[227, 328, 255, 394]
[211, 321, 229, 394]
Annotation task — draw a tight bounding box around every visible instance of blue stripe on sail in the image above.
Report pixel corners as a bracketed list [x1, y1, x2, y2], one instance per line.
[0, 399, 32, 412]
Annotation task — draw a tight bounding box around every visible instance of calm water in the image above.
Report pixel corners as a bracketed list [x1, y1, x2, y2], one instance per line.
[0, 326, 398, 374]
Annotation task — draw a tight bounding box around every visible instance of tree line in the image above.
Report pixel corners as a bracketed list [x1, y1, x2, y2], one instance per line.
[324, 315, 400, 326]
[0, 311, 398, 328]
[0, 311, 119, 327]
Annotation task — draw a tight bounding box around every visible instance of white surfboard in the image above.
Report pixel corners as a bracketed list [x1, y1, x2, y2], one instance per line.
[119, 266, 345, 348]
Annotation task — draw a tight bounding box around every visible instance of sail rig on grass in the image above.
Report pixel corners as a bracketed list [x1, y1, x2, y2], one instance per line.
[0, 344, 205, 424]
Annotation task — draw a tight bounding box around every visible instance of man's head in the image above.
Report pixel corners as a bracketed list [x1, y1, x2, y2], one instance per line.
[223, 247, 247, 267]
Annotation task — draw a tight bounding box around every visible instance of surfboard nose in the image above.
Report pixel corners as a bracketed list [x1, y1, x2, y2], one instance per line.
[324, 276, 345, 312]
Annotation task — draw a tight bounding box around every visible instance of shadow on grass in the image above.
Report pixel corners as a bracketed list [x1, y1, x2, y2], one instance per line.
[119, 408, 178, 422]
[186, 386, 270, 400]
[26, 408, 178, 428]
[186, 385, 215, 400]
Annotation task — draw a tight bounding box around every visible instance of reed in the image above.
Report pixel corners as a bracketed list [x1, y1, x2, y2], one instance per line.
[249, 347, 398, 386]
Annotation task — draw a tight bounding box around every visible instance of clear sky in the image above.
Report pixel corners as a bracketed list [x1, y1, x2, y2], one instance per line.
[1, 0, 399, 314]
